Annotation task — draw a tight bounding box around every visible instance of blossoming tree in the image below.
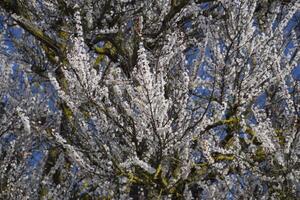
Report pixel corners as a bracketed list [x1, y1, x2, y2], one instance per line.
[0, 0, 299, 199]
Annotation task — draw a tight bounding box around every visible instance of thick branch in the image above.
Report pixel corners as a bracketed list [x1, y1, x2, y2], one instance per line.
[11, 14, 64, 57]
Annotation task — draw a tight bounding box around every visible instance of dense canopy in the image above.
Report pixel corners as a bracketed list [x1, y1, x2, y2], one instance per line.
[0, 0, 300, 199]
